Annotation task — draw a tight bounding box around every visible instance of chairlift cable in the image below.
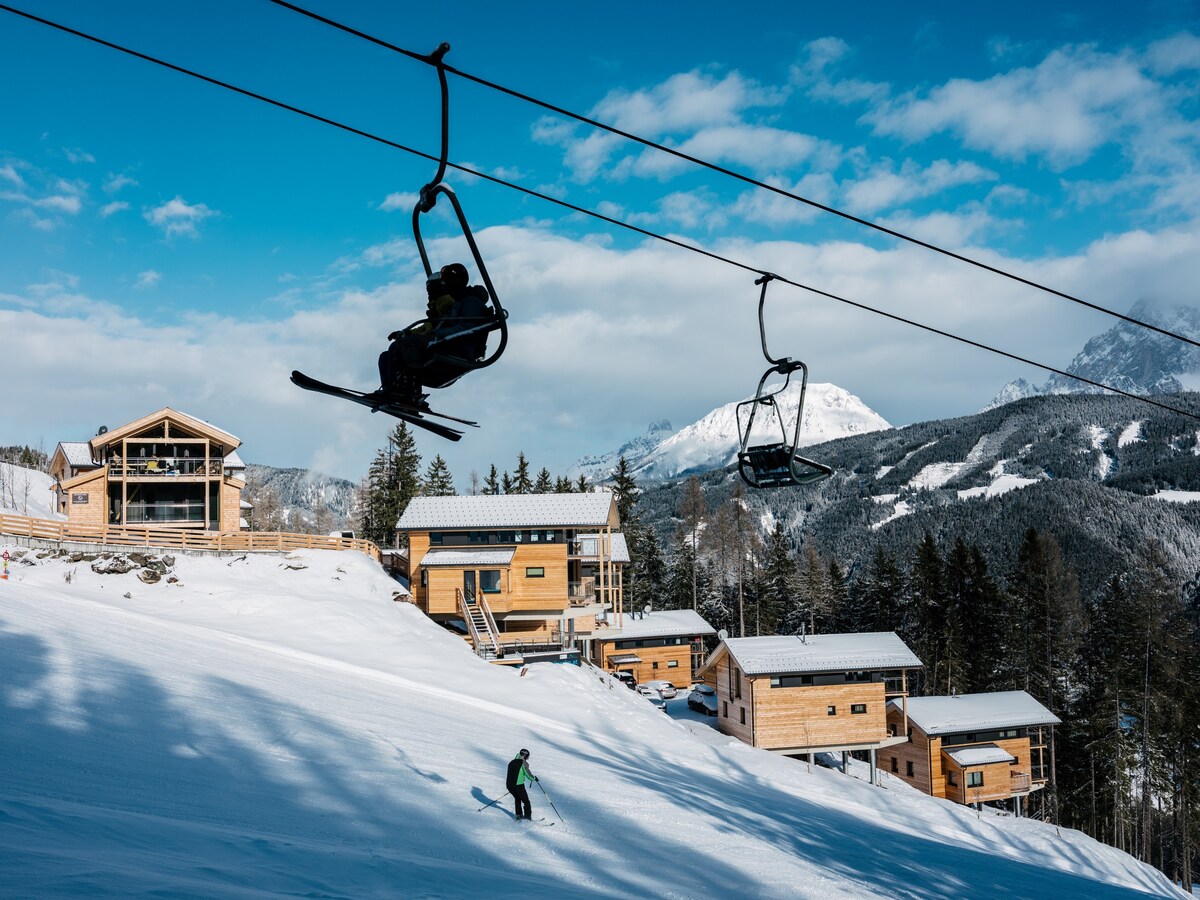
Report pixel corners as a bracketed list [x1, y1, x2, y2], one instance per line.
[266, 0, 1200, 355]
[3, 3, 1199, 425]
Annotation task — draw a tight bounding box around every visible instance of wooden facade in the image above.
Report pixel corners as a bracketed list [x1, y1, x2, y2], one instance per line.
[397, 493, 624, 661]
[698, 633, 922, 760]
[50, 409, 247, 533]
[590, 609, 716, 688]
[885, 692, 1058, 808]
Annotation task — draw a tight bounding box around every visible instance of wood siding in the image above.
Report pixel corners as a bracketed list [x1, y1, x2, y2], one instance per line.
[596, 641, 693, 688]
[885, 706, 937, 794]
[63, 469, 106, 527]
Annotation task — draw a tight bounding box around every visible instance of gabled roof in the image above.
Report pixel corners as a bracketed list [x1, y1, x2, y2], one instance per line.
[944, 744, 1016, 767]
[595, 609, 715, 642]
[224, 450, 245, 470]
[420, 549, 516, 567]
[397, 492, 618, 530]
[704, 632, 922, 677]
[91, 408, 240, 451]
[53, 442, 98, 469]
[894, 692, 1061, 735]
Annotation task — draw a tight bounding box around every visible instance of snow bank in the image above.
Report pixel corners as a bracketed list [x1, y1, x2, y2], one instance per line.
[0, 462, 63, 520]
[0, 546, 1183, 898]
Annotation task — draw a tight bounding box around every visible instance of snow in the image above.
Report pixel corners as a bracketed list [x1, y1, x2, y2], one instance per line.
[420, 548, 517, 566]
[0, 463, 64, 520]
[870, 499, 913, 531]
[1118, 421, 1143, 447]
[957, 461, 1040, 500]
[911, 461, 969, 490]
[874, 465, 894, 480]
[1087, 426, 1114, 479]
[901, 692, 1061, 735]
[715, 632, 923, 676]
[631, 382, 890, 481]
[398, 492, 616, 530]
[1152, 490, 1200, 504]
[594, 609, 715, 640]
[0, 545, 1182, 898]
[944, 745, 1016, 767]
[1194, 430, 1200, 456]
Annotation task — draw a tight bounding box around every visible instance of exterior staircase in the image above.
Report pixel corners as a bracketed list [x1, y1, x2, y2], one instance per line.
[458, 588, 500, 660]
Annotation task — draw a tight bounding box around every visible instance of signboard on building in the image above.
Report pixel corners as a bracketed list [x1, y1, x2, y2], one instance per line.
[71, 493, 89, 504]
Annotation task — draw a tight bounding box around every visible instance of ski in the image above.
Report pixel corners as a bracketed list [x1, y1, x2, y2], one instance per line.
[290, 371, 477, 441]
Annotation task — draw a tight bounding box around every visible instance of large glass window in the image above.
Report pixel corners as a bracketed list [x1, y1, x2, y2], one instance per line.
[967, 771, 984, 788]
[480, 570, 501, 593]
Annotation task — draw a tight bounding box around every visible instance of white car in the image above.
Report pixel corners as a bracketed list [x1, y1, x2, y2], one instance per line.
[641, 680, 677, 699]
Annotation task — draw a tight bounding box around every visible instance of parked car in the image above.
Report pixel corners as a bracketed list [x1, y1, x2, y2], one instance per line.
[612, 670, 637, 690]
[645, 693, 667, 713]
[642, 680, 677, 699]
[687, 683, 718, 716]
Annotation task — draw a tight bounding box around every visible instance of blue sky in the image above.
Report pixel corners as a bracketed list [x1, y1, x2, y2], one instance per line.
[3, 0, 1200, 484]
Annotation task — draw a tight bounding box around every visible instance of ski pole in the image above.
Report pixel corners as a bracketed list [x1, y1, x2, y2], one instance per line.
[478, 791, 510, 812]
[535, 779, 565, 825]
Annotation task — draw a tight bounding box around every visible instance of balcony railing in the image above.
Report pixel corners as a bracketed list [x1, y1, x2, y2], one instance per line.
[568, 578, 596, 605]
[110, 458, 223, 477]
[1010, 772, 1032, 793]
[121, 501, 207, 524]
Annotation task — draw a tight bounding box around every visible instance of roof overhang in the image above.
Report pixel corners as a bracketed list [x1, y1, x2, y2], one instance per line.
[607, 653, 642, 664]
[92, 408, 240, 453]
[420, 549, 516, 567]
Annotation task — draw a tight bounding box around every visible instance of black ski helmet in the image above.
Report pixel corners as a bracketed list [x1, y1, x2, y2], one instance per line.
[519, 748, 530, 759]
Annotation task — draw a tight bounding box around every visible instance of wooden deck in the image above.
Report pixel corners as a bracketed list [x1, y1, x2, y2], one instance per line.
[0, 512, 381, 561]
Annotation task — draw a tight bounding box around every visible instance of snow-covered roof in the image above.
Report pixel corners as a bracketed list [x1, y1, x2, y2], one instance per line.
[397, 493, 617, 530]
[57, 442, 97, 468]
[895, 692, 1061, 735]
[944, 744, 1015, 767]
[595, 609, 715, 641]
[576, 532, 630, 563]
[224, 450, 245, 470]
[419, 549, 516, 567]
[714, 632, 922, 676]
[240, 500, 254, 509]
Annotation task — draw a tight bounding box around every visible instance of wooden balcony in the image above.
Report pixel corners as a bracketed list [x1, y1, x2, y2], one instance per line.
[1010, 772, 1031, 794]
[108, 458, 224, 480]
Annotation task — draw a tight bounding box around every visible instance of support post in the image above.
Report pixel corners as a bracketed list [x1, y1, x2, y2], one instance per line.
[870, 748, 877, 785]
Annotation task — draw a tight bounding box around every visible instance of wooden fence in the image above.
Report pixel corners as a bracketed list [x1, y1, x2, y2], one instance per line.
[0, 512, 381, 561]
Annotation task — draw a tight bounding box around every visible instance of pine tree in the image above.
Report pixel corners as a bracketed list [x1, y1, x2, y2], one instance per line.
[678, 475, 707, 611]
[761, 522, 796, 636]
[666, 531, 697, 611]
[501, 471, 514, 494]
[611, 456, 641, 527]
[513, 453, 532, 494]
[910, 532, 947, 695]
[360, 423, 422, 549]
[854, 547, 907, 634]
[554, 476, 574, 493]
[534, 467, 553, 493]
[575, 474, 589, 493]
[421, 454, 456, 496]
[483, 465, 500, 495]
[468, 469, 481, 495]
[635, 526, 668, 607]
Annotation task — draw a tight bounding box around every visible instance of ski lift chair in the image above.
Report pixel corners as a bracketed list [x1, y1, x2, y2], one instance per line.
[735, 275, 833, 489]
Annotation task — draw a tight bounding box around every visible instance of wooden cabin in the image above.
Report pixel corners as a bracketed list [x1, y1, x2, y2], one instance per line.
[885, 691, 1059, 813]
[396, 493, 625, 662]
[591, 609, 716, 688]
[698, 632, 922, 782]
[49, 408, 248, 532]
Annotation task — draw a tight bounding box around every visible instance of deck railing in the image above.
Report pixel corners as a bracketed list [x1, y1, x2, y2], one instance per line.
[0, 512, 381, 561]
[1010, 772, 1032, 793]
[110, 458, 223, 477]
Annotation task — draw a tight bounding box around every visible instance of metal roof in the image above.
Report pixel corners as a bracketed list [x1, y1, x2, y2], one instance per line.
[577, 532, 630, 563]
[397, 492, 617, 530]
[57, 442, 97, 468]
[224, 450, 245, 470]
[419, 549, 515, 567]
[595, 609, 716, 641]
[709, 632, 922, 676]
[608, 654, 642, 664]
[944, 744, 1016, 767]
[895, 692, 1061, 735]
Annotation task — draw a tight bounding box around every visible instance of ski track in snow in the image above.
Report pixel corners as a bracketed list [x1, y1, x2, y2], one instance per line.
[1118, 421, 1143, 447]
[0, 545, 1185, 899]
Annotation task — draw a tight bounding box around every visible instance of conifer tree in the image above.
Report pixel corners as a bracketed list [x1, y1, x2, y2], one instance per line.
[483, 465, 500, 495]
[513, 453, 533, 494]
[634, 525, 668, 607]
[554, 476, 574, 493]
[666, 531, 697, 611]
[501, 471, 514, 494]
[359, 423, 422, 549]
[910, 531, 947, 695]
[534, 467, 553, 493]
[761, 522, 796, 636]
[854, 547, 907, 634]
[611, 456, 641, 526]
[678, 476, 707, 611]
[575, 474, 589, 493]
[421, 454, 456, 496]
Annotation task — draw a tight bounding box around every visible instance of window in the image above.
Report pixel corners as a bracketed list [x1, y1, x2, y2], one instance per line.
[735, 669, 742, 699]
[890, 757, 898, 773]
[722, 701, 728, 718]
[430, 532, 443, 545]
[525, 567, 545, 578]
[769, 674, 813, 688]
[480, 570, 501, 593]
[947, 771, 958, 786]
[967, 771, 984, 788]
[652, 661, 659, 670]
[827, 705, 837, 716]
[420, 569, 427, 588]
[998, 729, 1019, 739]
[906, 761, 914, 777]
[740, 708, 746, 725]
[851, 704, 867, 715]
[667, 660, 679, 668]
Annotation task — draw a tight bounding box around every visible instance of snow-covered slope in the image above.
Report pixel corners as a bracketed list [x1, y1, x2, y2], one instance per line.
[1, 545, 1179, 898]
[569, 419, 676, 483]
[0, 462, 63, 520]
[632, 382, 891, 481]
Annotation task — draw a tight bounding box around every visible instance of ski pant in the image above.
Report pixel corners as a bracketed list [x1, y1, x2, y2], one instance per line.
[512, 785, 531, 820]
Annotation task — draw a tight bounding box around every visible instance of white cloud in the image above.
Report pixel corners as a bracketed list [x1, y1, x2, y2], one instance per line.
[63, 148, 95, 164]
[103, 173, 138, 194]
[791, 37, 889, 105]
[134, 270, 162, 290]
[1145, 32, 1200, 75]
[378, 191, 418, 212]
[592, 70, 786, 135]
[145, 196, 217, 237]
[0, 163, 24, 187]
[33, 194, 82, 214]
[867, 45, 1172, 168]
[873, 206, 997, 247]
[100, 200, 130, 217]
[627, 190, 728, 231]
[842, 159, 998, 214]
[734, 172, 838, 226]
[627, 125, 841, 179]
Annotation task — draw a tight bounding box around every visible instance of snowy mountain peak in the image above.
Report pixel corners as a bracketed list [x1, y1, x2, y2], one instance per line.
[569, 419, 676, 483]
[630, 382, 891, 481]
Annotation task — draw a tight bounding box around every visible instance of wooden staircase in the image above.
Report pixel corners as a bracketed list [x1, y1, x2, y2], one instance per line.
[458, 588, 500, 660]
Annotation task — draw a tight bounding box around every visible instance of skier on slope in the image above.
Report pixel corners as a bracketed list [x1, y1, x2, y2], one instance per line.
[505, 749, 537, 821]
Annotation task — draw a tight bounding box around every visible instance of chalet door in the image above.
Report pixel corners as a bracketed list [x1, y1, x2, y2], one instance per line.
[463, 571, 476, 604]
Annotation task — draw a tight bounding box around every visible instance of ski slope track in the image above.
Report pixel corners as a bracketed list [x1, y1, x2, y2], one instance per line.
[0, 546, 1183, 898]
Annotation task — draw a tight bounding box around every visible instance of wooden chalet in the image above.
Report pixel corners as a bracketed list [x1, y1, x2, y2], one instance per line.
[698, 632, 922, 783]
[591, 609, 716, 688]
[885, 691, 1060, 814]
[396, 492, 624, 663]
[49, 408, 248, 532]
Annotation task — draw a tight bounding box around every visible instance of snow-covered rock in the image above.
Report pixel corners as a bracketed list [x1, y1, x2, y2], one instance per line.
[568, 419, 675, 482]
